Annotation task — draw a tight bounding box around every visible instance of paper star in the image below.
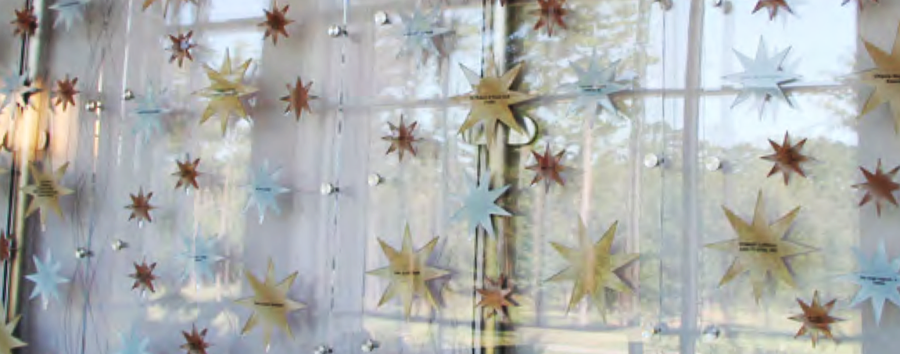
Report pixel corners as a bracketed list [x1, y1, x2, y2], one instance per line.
[753, 0, 793, 20]
[476, 274, 517, 321]
[259, 1, 293, 45]
[0, 71, 42, 112]
[125, 188, 156, 224]
[789, 291, 843, 348]
[114, 328, 150, 354]
[453, 60, 534, 144]
[382, 116, 419, 162]
[21, 162, 74, 225]
[129, 84, 170, 143]
[853, 159, 900, 216]
[526, 144, 567, 192]
[0, 314, 26, 354]
[180, 324, 210, 354]
[281, 77, 314, 121]
[179, 230, 223, 284]
[236, 259, 306, 349]
[367, 224, 449, 319]
[861, 25, 900, 132]
[452, 171, 511, 238]
[565, 51, 630, 117]
[49, 0, 88, 30]
[724, 38, 798, 109]
[129, 259, 158, 293]
[547, 218, 638, 317]
[0, 231, 13, 263]
[845, 240, 900, 325]
[167, 31, 196, 68]
[10, 7, 37, 37]
[173, 154, 201, 191]
[396, 7, 451, 60]
[197, 49, 258, 135]
[53, 75, 79, 112]
[760, 132, 809, 185]
[532, 0, 568, 36]
[706, 191, 814, 302]
[843, 0, 879, 9]
[25, 251, 69, 309]
[244, 160, 290, 224]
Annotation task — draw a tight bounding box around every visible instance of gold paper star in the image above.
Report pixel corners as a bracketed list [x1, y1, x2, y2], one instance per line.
[861, 25, 900, 132]
[53, 75, 79, 112]
[11, 7, 37, 37]
[281, 77, 313, 121]
[476, 274, 517, 321]
[197, 49, 258, 135]
[129, 259, 158, 293]
[382, 116, 419, 162]
[21, 162, 74, 225]
[180, 324, 211, 354]
[707, 191, 814, 302]
[526, 144, 567, 192]
[760, 132, 809, 185]
[752, 0, 793, 20]
[173, 154, 201, 190]
[0, 314, 26, 354]
[853, 159, 900, 216]
[168, 31, 196, 68]
[125, 188, 156, 224]
[532, 0, 568, 36]
[789, 291, 843, 348]
[259, 1, 294, 45]
[236, 259, 306, 349]
[367, 224, 449, 319]
[453, 60, 534, 144]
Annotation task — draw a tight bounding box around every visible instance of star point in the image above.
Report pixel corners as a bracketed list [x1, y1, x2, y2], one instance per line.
[0, 314, 27, 354]
[752, 0, 793, 20]
[245, 160, 290, 224]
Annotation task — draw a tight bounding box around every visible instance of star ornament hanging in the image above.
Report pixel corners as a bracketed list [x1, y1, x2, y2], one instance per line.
[129, 84, 170, 142]
[565, 52, 630, 117]
[168, 31, 196, 68]
[21, 162, 74, 225]
[789, 291, 843, 348]
[197, 49, 258, 135]
[706, 191, 814, 302]
[396, 7, 451, 60]
[546, 218, 638, 317]
[245, 160, 290, 224]
[454, 60, 534, 144]
[281, 77, 314, 121]
[180, 324, 211, 354]
[11, 7, 37, 37]
[452, 171, 511, 238]
[367, 224, 450, 319]
[259, 1, 294, 45]
[526, 144, 568, 192]
[844, 241, 900, 325]
[25, 251, 70, 309]
[236, 259, 306, 349]
[142, 0, 198, 18]
[532, 0, 568, 36]
[0, 314, 26, 354]
[382, 116, 419, 162]
[860, 25, 900, 133]
[724, 38, 798, 109]
[760, 132, 810, 185]
[53, 75, 79, 112]
[173, 154, 201, 191]
[180, 231, 223, 284]
[49, 0, 89, 31]
[0, 71, 42, 112]
[125, 188, 156, 225]
[853, 159, 900, 216]
[129, 259, 158, 293]
[476, 274, 517, 321]
[753, 0, 793, 20]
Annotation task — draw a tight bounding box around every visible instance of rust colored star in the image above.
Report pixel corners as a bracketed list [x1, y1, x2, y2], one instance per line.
[753, 0, 793, 20]
[53, 75, 79, 112]
[11, 7, 37, 37]
[532, 0, 568, 36]
[129, 260, 158, 293]
[476, 274, 517, 321]
[180, 324, 211, 354]
[281, 77, 314, 121]
[125, 188, 156, 224]
[789, 291, 843, 348]
[259, 1, 294, 45]
[760, 132, 809, 185]
[168, 31, 196, 68]
[382, 116, 419, 162]
[853, 159, 900, 217]
[0, 231, 13, 263]
[526, 144, 567, 192]
[173, 155, 201, 190]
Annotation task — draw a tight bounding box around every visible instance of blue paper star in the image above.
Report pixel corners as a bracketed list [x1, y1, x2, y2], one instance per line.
[452, 171, 511, 238]
[396, 7, 451, 61]
[724, 38, 798, 109]
[565, 51, 631, 117]
[244, 160, 290, 224]
[180, 230, 223, 284]
[49, 0, 89, 31]
[845, 240, 900, 325]
[129, 84, 170, 143]
[0, 71, 42, 113]
[114, 327, 150, 354]
[25, 251, 69, 309]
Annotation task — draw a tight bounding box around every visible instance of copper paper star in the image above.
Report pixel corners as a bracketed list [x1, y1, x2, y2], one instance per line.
[382, 116, 419, 162]
[853, 159, 900, 216]
[125, 188, 156, 224]
[173, 154, 201, 191]
[476, 274, 517, 321]
[168, 31, 196, 68]
[281, 77, 313, 121]
[789, 291, 843, 348]
[0, 231, 13, 263]
[860, 25, 900, 132]
[53, 75, 79, 112]
[752, 0, 793, 20]
[532, 0, 567, 36]
[526, 144, 567, 192]
[11, 7, 37, 37]
[129, 260, 158, 293]
[760, 132, 809, 185]
[259, 1, 294, 45]
[180, 324, 211, 354]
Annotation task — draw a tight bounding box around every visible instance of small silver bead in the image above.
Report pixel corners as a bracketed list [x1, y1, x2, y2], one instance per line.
[327, 25, 346, 38]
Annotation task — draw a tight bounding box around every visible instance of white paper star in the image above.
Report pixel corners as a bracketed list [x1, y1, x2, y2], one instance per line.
[0, 71, 41, 113]
[49, 0, 89, 31]
[564, 51, 631, 117]
[724, 38, 798, 109]
[244, 160, 290, 224]
[396, 7, 451, 61]
[129, 84, 170, 143]
[179, 230, 223, 285]
[452, 171, 511, 238]
[113, 327, 150, 354]
[25, 251, 69, 309]
[845, 240, 900, 325]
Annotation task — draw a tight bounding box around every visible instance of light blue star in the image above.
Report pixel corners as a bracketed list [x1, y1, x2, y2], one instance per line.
[452, 171, 511, 238]
[0, 71, 42, 113]
[25, 251, 69, 309]
[564, 51, 631, 117]
[845, 240, 900, 325]
[129, 84, 170, 143]
[180, 230, 223, 285]
[49, 0, 89, 31]
[724, 38, 798, 109]
[396, 7, 451, 61]
[244, 160, 290, 224]
[114, 327, 150, 354]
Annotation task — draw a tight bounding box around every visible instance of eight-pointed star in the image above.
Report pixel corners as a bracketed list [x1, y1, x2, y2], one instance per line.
[236, 259, 306, 349]
[845, 240, 900, 325]
[196, 49, 259, 135]
[281, 77, 314, 121]
[396, 7, 452, 60]
[382, 116, 419, 162]
[0, 314, 26, 354]
[11, 7, 37, 37]
[259, 1, 294, 45]
[532, 0, 568, 36]
[125, 187, 156, 225]
[753, 0, 793, 20]
[129, 259, 158, 294]
[53, 75, 79, 112]
[453, 59, 535, 144]
[860, 25, 900, 133]
[789, 291, 843, 348]
[853, 159, 900, 217]
[168, 31, 196, 68]
[526, 144, 568, 193]
[724, 38, 798, 109]
[565, 51, 630, 117]
[21, 162, 74, 226]
[173, 154, 202, 191]
[760, 132, 810, 185]
[476, 274, 518, 321]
